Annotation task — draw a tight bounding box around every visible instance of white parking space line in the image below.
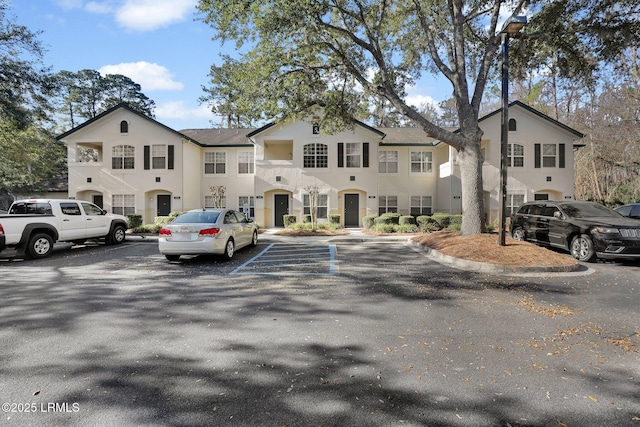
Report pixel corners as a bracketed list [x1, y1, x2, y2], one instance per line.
[231, 243, 338, 276]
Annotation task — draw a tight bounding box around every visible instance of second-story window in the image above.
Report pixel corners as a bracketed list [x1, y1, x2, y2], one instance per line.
[112, 145, 135, 169]
[379, 151, 398, 173]
[507, 143, 524, 167]
[152, 145, 166, 169]
[410, 151, 433, 173]
[238, 151, 254, 174]
[205, 152, 226, 174]
[120, 120, 129, 133]
[542, 144, 556, 167]
[303, 143, 328, 168]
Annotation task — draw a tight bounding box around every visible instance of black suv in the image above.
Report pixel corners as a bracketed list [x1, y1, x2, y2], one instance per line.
[510, 200, 640, 262]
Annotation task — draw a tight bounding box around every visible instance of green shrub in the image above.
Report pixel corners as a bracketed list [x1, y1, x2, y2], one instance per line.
[375, 212, 401, 225]
[417, 216, 443, 233]
[127, 214, 142, 229]
[363, 215, 376, 229]
[399, 215, 416, 225]
[329, 214, 341, 225]
[449, 214, 463, 227]
[283, 215, 297, 228]
[133, 224, 162, 234]
[431, 213, 451, 228]
[448, 222, 462, 231]
[395, 224, 419, 233]
[302, 214, 312, 223]
[155, 216, 173, 227]
[371, 223, 395, 233]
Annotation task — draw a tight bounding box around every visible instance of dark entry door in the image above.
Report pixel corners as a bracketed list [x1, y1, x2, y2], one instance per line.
[274, 194, 289, 227]
[157, 195, 171, 216]
[93, 195, 103, 209]
[344, 194, 359, 227]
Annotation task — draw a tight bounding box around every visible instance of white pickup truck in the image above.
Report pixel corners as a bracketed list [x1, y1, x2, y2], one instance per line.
[0, 199, 129, 259]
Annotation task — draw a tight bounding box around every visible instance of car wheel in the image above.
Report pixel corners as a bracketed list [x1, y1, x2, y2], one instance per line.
[250, 230, 258, 247]
[570, 234, 596, 262]
[511, 227, 526, 241]
[165, 254, 181, 262]
[223, 238, 235, 260]
[108, 225, 127, 245]
[27, 233, 54, 259]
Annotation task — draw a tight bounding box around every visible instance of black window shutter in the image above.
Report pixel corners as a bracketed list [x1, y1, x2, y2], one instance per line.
[144, 145, 150, 170]
[534, 144, 541, 168]
[338, 143, 344, 168]
[363, 143, 369, 168]
[168, 145, 174, 170]
[559, 143, 565, 168]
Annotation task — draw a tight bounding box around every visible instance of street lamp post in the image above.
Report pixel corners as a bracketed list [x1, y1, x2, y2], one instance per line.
[498, 15, 527, 246]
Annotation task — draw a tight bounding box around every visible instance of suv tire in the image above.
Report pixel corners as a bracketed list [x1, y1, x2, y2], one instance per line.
[570, 234, 596, 262]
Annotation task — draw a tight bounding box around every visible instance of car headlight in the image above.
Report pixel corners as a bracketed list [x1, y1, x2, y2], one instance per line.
[593, 227, 620, 234]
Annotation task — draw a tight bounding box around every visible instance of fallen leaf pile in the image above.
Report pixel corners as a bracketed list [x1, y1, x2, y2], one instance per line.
[412, 231, 578, 267]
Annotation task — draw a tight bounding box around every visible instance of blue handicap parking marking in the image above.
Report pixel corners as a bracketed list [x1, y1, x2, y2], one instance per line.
[231, 243, 337, 275]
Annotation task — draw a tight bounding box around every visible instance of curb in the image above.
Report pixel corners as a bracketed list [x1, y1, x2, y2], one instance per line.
[406, 239, 592, 275]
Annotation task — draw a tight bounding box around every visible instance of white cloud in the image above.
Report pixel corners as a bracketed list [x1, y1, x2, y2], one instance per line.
[156, 101, 216, 123]
[115, 0, 198, 32]
[98, 62, 184, 91]
[85, 1, 113, 14]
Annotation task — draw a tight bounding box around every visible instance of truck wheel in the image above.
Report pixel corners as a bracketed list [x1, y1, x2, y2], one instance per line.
[107, 225, 127, 245]
[27, 233, 54, 259]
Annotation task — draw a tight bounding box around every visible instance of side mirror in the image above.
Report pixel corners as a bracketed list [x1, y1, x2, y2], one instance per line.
[553, 211, 562, 219]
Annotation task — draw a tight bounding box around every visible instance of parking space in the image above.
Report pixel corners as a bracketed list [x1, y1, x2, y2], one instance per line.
[230, 243, 337, 276]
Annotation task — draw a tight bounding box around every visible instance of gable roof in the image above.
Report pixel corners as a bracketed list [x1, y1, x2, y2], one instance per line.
[180, 128, 255, 147]
[56, 103, 202, 146]
[480, 100, 585, 139]
[246, 117, 386, 139]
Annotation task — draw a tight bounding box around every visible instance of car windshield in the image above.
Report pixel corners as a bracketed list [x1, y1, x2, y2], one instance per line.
[171, 211, 221, 224]
[562, 203, 621, 218]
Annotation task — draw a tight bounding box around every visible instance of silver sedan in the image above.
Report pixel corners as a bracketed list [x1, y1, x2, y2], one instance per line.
[158, 209, 258, 261]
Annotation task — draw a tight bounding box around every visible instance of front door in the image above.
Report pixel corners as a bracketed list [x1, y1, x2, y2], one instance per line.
[157, 195, 171, 216]
[274, 194, 289, 227]
[93, 195, 103, 209]
[344, 194, 360, 227]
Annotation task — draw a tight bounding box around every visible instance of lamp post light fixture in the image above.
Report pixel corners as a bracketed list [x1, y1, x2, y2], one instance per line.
[498, 15, 527, 246]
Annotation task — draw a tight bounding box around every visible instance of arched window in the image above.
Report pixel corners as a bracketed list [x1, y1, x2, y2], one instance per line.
[120, 120, 129, 133]
[508, 118, 516, 131]
[112, 145, 135, 169]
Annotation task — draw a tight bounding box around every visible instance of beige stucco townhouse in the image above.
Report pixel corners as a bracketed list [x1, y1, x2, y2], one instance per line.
[57, 102, 584, 227]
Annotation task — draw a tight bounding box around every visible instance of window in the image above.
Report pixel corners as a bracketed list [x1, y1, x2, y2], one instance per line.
[338, 142, 369, 167]
[112, 145, 135, 169]
[204, 195, 226, 208]
[152, 145, 166, 169]
[346, 143, 361, 167]
[410, 196, 432, 215]
[378, 196, 397, 215]
[81, 202, 103, 215]
[303, 143, 328, 168]
[60, 202, 82, 215]
[410, 151, 432, 173]
[507, 144, 524, 167]
[113, 195, 135, 215]
[507, 194, 524, 215]
[542, 144, 556, 167]
[120, 120, 128, 133]
[303, 193, 328, 219]
[238, 196, 255, 218]
[238, 151, 254, 174]
[205, 152, 226, 174]
[144, 145, 173, 170]
[508, 118, 516, 131]
[379, 151, 398, 173]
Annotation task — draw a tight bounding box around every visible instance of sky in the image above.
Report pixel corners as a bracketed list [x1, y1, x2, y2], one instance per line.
[10, 0, 451, 132]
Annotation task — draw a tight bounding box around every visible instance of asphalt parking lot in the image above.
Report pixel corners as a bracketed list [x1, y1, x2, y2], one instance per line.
[0, 234, 638, 426]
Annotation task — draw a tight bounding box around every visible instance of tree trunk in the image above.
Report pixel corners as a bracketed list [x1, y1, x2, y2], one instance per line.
[457, 139, 486, 235]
